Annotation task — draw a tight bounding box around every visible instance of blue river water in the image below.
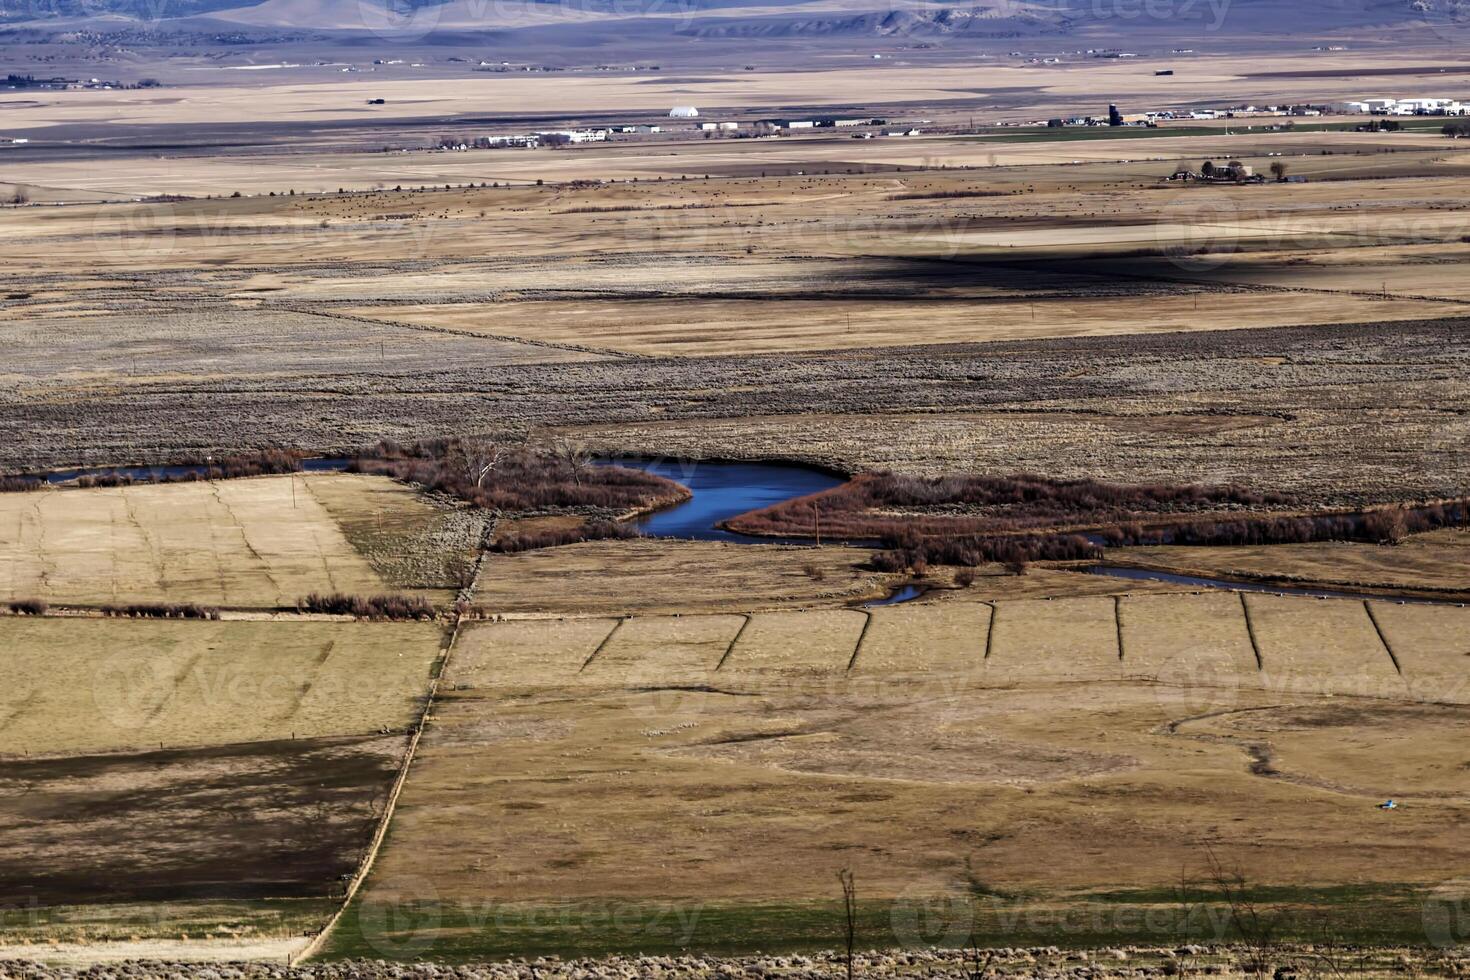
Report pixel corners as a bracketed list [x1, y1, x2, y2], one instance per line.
[601, 457, 845, 543]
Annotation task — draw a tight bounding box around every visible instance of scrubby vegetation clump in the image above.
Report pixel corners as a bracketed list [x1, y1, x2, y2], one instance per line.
[723, 471, 1470, 573]
[99, 603, 222, 620]
[728, 471, 1293, 540]
[296, 592, 438, 621]
[492, 519, 642, 554]
[872, 498, 1470, 572]
[349, 437, 683, 513]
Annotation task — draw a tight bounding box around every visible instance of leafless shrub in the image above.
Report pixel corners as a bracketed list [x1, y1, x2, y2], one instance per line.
[837, 868, 857, 980]
[1202, 848, 1286, 980]
[99, 603, 221, 620]
[296, 592, 437, 621]
[872, 531, 1099, 573]
[492, 519, 641, 553]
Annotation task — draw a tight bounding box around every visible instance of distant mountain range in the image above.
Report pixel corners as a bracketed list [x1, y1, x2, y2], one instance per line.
[2, 0, 1466, 43]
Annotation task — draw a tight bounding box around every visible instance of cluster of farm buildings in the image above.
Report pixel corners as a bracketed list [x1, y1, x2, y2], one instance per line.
[460, 107, 919, 150]
[1042, 95, 1470, 129]
[1324, 97, 1469, 115]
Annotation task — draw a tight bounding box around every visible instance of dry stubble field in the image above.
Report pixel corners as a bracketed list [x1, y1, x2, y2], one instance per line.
[0, 613, 446, 958]
[330, 589, 1470, 959]
[3, 140, 1470, 510]
[0, 474, 478, 607]
[4, 89, 1470, 966]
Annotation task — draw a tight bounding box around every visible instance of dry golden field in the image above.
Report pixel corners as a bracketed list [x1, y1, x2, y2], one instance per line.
[3, 140, 1469, 512]
[0, 614, 446, 955]
[5, 53, 1470, 965]
[472, 539, 891, 615]
[1113, 528, 1470, 597]
[0, 474, 474, 607]
[342, 590, 1470, 957]
[0, 617, 445, 757]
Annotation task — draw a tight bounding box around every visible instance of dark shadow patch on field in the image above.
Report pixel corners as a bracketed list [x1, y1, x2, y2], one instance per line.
[0, 733, 405, 907]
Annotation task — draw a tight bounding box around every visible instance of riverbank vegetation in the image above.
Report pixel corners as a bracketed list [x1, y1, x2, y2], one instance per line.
[724, 472, 1470, 573]
[349, 437, 685, 514]
[726, 472, 1290, 540]
[297, 592, 437, 621]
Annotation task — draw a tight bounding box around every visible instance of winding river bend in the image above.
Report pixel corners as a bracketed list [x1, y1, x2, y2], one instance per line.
[602, 457, 844, 543]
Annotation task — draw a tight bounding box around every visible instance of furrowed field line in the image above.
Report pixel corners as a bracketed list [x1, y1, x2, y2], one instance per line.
[715, 614, 753, 671]
[981, 601, 997, 660]
[290, 613, 465, 966]
[846, 609, 875, 671]
[1114, 595, 1126, 662]
[581, 617, 626, 672]
[1362, 600, 1404, 676]
[1239, 593, 1265, 671]
[287, 306, 635, 360]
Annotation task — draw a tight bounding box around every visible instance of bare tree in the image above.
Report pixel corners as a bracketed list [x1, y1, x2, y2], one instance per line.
[1270, 161, 1289, 182]
[1203, 847, 1285, 980]
[1369, 507, 1410, 544]
[551, 436, 592, 486]
[966, 937, 995, 980]
[455, 437, 510, 489]
[1290, 910, 1372, 980]
[837, 868, 858, 980]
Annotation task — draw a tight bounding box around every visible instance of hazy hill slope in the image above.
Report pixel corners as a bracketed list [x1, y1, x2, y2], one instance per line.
[4, 0, 1464, 40]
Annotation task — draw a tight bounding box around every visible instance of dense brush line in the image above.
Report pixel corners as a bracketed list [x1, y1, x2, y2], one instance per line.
[873, 499, 1470, 571]
[728, 471, 1292, 540]
[888, 189, 1012, 200]
[492, 519, 642, 553]
[297, 592, 437, 621]
[1118, 499, 1470, 549]
[98, 603, 222, 620]
[1, 450, 307, 490]
[873, 531, 1100, 573]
